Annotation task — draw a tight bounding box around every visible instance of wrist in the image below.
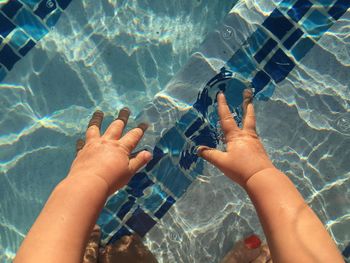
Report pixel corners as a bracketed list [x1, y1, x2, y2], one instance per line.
[243, 167, 281, 191]
[56, 173, 110, 202]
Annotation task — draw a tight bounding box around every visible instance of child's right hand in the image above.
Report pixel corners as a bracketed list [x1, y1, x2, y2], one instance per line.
[197, 90, 276, 188]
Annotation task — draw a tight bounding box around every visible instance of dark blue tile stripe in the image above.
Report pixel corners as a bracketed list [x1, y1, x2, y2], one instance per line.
[101, 0, 350, 244]
[0, 0, 73, 81]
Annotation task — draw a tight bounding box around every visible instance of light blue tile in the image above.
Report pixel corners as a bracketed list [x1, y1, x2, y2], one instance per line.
[228, 49, 257, 78]
[158, 127, 186, 157]
[255, 82, 276, 101]
[10, 29, 30, 49]
[14, 8, 49, 41]
[105, 190, 128, 211]
[46, 9, 62, 28]
[20, 0, 39, 9]
[292, 37, 315, 61]
[246, 28, 269, 55]
[151, 156, 192, 198]
[302, 9, 333, 38]
[176, 108, 199, 133]
[139, 184, 167, 213]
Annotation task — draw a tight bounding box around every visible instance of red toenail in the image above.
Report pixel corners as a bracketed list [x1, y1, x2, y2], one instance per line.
[244, 235, 261, 249]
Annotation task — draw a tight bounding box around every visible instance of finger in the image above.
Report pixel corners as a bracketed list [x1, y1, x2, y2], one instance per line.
[129, 150, 152, 174]
[242, 89, 257, 133]
[76, 139, 85, 154]
[104, 107, 131, 140]
[217, 92, 240, 140]
[119, 123, 148, 153]
[197, 146, 227, 170]
[86, 111, 104, 142]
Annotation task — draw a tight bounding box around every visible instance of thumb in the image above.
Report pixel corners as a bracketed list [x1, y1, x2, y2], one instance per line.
[197, 146, 226, 169]
[129, 150, 152, 174]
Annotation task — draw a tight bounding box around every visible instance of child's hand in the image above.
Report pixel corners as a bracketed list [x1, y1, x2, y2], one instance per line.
[197, 90, 275, 187]
[68, 108, 152, 195]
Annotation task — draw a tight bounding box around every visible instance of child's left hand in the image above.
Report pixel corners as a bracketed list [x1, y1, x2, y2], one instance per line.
[68, 108, 152, 195]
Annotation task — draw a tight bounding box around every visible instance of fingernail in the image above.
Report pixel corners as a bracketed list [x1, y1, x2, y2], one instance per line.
[137, 123, 149, 132]
[196, 146, 210, 156]
[244, 235, 261, 249]
[116, 107, 131, 124]
[88, 110, 104, 128]
[143, 150, 152, 161]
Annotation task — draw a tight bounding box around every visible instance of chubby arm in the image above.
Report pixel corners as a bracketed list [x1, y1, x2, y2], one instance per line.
[198, 91, 343, 263]
[15, 109, 152, 263]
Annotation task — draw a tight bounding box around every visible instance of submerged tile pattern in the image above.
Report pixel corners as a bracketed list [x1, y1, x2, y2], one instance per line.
[98, 0, 350, 245]
[0, 0, 73, 81]
[1, 0, 349, 251]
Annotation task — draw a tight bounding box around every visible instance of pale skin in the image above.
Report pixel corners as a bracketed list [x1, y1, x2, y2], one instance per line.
[15, 91, 343, 262]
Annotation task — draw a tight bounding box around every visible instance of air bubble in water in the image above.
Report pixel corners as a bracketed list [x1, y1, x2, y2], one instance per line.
[221, 25, 234, 40]
[335, 113, 350, 135]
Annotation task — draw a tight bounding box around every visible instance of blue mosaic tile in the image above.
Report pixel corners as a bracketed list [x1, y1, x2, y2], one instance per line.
[179, 146, 199, 170]
[46, 9, 62, 28]
[263, 9, 294, 40]
[252, 70, 271, 94]
[189, 158, 204, 179]
[125, 207, 157, 237]
[154, 196, 176, 219]
[107, 226, 132, 245]
[0, 44, 20, 70]
[126, 172, 154, 198]
[18, 39, 35, 56]
[97, 209, 115, 226]
[0, 13, 16, 38]
[158, 127, 186, 157]
[56, 0, 72, 9]
[228, 49, 257, 77]
[176, 108, 199, 132]
[342, 243, 350, 258]
[103, 218, 121, 234]
[279, 0, 297, 13]
[190, 125, 217, 148]
[1, 0, 23, 19]
[10, 29, 30, 49]
[20, 0, 39, 9]
[256, 83, 276, 101]
[264, 49, 295, 83]
[319, 0, 336, 8]
[100, 0, 348, 244]
[140, 184, 167, 213]
[287, 0, 313, 22]
[184, 117, 204, 138]
[145, 146, 165, 172]
[283, 28, 303, 49]
[151, 156, 192, 198]
[328, 0, 350, 20]
[302, 9, 333, 38]
[246, 28, 269, 55]
[254, 38, 277, 63]
[117, 196, 135, 220]
[106, 190, 128, 211]
[292, 37, 315, 61]
[0, 66, 6, 82]
[34, 0, 57, 19]
[14, 8, 49, 41]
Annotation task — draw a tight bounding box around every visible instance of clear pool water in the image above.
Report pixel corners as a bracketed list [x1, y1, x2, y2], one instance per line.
[0, 0, 349, 262]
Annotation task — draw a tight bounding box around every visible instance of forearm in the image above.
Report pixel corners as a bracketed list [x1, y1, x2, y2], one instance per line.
[15, 174, 109, 263]
[245, 168, 343, 263]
